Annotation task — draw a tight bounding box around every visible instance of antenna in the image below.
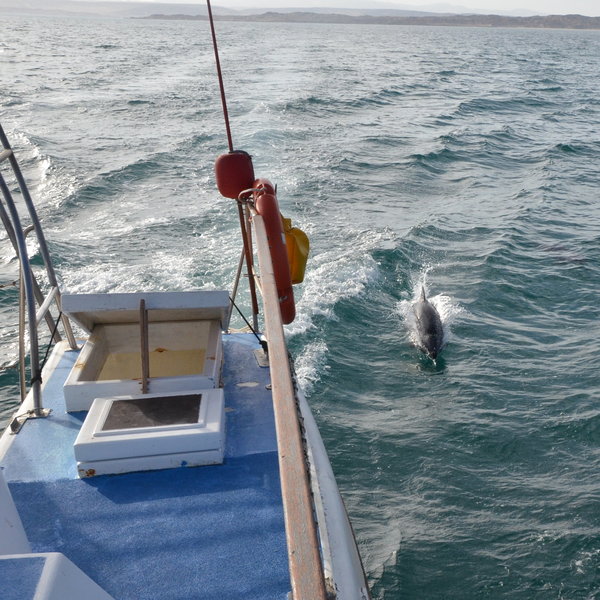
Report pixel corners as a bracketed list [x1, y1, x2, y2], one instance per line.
[206, 0, 234, 152]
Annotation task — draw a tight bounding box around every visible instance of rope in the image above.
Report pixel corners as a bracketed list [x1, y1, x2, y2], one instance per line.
[0, 280, 18, 289]
[229, 296, 267, 352]
[29, 310, 63, 387]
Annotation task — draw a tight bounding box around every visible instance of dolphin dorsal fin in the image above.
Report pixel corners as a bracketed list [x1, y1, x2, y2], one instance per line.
[420, 286, 427, 301]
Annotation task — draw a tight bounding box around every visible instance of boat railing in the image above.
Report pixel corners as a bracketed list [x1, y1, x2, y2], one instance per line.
[0, 123, 77, 431]
[250, 209, 329, 599]
[249, 207, 370, 599]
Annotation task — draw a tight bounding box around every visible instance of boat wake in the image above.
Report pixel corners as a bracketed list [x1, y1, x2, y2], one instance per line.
[287, 228, 387, 392]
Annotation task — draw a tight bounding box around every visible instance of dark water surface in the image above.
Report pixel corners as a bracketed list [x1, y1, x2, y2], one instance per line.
[1, 15, 600, 599]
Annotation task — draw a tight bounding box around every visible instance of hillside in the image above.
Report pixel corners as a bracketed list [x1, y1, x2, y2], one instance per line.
[147, 11, 600, 30]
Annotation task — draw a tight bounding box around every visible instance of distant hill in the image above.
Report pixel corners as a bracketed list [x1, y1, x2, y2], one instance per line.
[0, 0, 209, 18]
[148, 11, 600, 30]
[0, 0, 598, 30]
[0, 1, 510, 19]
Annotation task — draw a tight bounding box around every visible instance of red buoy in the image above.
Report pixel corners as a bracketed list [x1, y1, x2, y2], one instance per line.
[215, 150, 255, 199]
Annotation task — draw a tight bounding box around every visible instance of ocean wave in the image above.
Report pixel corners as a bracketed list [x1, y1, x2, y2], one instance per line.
[288, 230, 382, 337]
[274, 86, 407, 116]
[453, 95, 557, 117]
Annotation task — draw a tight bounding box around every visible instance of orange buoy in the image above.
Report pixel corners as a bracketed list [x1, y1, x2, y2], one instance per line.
[215, 150, 255, 199]
[253, 180, 296, 324]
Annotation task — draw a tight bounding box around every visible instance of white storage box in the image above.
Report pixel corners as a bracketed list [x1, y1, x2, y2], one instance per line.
[62, 291, 228, 412]
[74, 389, 225, 477]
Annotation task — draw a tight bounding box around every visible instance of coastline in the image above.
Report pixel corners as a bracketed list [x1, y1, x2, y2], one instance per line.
[141, 11, 600, 31]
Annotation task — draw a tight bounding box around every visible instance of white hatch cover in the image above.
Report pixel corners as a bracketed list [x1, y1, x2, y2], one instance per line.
[62, 291, 227, 412]
[61, 291, 229, 333]
[74, 389, 224, 477]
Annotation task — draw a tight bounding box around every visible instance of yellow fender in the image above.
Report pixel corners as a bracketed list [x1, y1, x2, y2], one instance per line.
[282, 215, 309, 285]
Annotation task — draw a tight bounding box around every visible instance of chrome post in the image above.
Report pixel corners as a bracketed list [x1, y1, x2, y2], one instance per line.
[0, 173, 43, 415]
[0, 123, 77, 350]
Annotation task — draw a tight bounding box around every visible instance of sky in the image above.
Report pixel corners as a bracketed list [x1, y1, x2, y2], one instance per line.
[67, 0, 600, 17]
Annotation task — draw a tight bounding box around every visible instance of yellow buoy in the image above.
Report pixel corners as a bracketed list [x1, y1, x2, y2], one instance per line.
[282, 216, 309, 285]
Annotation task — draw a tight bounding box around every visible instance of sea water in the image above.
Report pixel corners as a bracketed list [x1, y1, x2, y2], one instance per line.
[1, 15, 599, 599]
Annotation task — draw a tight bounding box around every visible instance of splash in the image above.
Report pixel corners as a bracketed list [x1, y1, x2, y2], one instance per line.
[293, 340, 329, 397]
[285, 228, 393, 391]
[285, 228, 388, 337]
[6, 130, 77, 211]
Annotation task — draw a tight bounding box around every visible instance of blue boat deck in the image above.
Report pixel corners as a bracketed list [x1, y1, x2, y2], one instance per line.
[1, 334, 290, 600]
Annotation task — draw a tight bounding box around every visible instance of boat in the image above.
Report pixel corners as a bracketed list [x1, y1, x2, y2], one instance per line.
[0, 5, 370, 599]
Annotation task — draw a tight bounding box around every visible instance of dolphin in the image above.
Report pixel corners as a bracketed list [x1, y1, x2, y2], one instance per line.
[412, 286, 445, 360]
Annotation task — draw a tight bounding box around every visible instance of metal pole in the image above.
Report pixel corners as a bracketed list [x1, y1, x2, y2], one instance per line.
[206, 0, 234, 152]
[140, 299, 150, 394]
[0, 123, 77, 350]
[226, 248, 246, 331]
[237, 202, 260, 331]
[0, 173, 43, 415]
[18, 266, 27, 402]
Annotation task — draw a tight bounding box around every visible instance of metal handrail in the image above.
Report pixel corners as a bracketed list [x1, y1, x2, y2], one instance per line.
[0, 123, 78, 422]
[0, 170, 43, 416]
[0, 124, 77, 351]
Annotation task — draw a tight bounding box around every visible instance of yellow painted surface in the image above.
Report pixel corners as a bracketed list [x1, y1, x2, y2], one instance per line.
[97, 348, 205, 380]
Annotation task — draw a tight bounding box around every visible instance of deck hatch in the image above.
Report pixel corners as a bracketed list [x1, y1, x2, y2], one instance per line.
[61, 292, 228, 412]
[74, 389, 224, 477]
[101, 394, 202, 431]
